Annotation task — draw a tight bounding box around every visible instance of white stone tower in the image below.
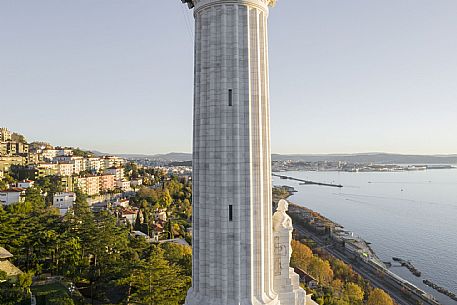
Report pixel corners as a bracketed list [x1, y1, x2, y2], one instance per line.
[180, 0, 306, 304]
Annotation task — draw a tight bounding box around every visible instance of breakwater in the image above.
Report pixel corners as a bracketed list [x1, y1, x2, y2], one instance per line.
[272, 173, 343, 188]
[393, 257, 421, 277]
[424, 280, 457, 302]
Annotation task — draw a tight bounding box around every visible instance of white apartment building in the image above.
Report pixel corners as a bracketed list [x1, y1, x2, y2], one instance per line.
[17, 180, 34, 189]
[72, 157, 85, 174]
[57, 162, 74, 176]
[130, 178, 143, 187]
[105, 167, 124, 181]
[102, 156, 124, 169]
[86, 157, 101, 173]
[112, 198, 130, 208]
[116, 180, 132, 192]
[36, 163, 58, 176]
[54, 156, 85, 174]
[56, 149, 73, 157]
[53, 192, 76, 216]
[41, 149, 58, 161]
[0, 188, 26, 205]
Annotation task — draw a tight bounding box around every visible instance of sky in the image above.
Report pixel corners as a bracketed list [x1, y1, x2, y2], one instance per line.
[1, 0, 456, 155]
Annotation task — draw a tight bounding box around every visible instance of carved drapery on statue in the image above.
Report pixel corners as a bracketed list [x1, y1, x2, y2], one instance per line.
[273, 200, 307, 305]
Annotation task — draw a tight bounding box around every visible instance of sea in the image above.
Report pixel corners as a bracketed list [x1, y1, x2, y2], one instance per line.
[272, 168, 457, 305]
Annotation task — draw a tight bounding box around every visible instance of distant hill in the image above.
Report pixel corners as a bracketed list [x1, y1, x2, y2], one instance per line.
[271, 153, 457, 164]
[91, 151, 194, 162]
[91, 151, 457, 164]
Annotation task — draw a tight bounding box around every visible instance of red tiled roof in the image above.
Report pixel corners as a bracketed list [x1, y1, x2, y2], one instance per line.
[1, 187, 26, 193]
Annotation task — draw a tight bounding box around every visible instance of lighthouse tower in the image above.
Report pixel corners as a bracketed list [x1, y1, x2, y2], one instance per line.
[180, 1, 308, 304]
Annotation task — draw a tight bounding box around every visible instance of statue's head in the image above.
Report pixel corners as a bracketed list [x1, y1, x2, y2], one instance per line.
[277, 199, 289, 212]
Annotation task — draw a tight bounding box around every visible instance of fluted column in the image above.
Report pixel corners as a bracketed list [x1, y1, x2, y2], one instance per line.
[184, 1, 280, 304]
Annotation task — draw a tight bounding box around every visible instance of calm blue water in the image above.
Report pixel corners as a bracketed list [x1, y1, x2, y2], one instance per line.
[273, 169, 457, 305]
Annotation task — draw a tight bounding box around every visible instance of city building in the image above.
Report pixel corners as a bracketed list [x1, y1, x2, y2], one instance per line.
[86, 157, 101, 173]
[53, 192, 76, 216]
[117, 207, 138, 225]
[60, 176, 75, 192]
[181, 1, 311, 304]
[71, 156, 85, 174]
[0, 188, 26, 205]
[27, 153, 40, 165]
[99, 174, 115, 192]
[17, 180, 34, 189]
[54, 156, 85, 174]
[57, 162, 74, 176]
[154, 209, 167, 222]
[41, 149, 58, 161]
[130, 178, 143, 187]
[105, 167, 124, 181]
[75, 176, 100, 196]
[58, 176, 73, 192]
[0, 141, 29, 156]
[0, 156, 26, 171]
[112, 198, 130, 208]
[56, 148, 73, 157]
[35, 163, 58, 178]
[102, 156, 124, 169]
[0, 128, 12, 142]
[116, 180, 131, 192]
[0, 142, 6, 156]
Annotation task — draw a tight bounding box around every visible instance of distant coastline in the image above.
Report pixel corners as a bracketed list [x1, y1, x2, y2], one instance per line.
[272, 162, 456, 173]
[93, 152, 457, 165]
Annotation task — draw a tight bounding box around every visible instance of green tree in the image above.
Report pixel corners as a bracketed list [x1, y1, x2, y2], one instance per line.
[0, 271, 33, 305]
[367, 288, 394, 305]
[161, 242, 192, 276]
[330, 279, 344, 298]
[48, 296, 75, 305]
[343, 282, 364, 304]
[118, 246, 190, 305]
[160, 189, 173, 209]
[308, 256, 333, 285]
[24, 186, 46, 210]
[291, 240, 313, 270]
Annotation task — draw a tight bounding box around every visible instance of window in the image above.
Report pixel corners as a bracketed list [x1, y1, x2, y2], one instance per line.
[228, 89, 233, 106]
[229, 205, 233, 221]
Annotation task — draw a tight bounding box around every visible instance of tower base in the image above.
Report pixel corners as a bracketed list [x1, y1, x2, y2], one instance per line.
[185, 288, 281, 305]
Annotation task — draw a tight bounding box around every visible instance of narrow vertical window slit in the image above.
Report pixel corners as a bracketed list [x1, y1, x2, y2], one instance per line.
[228, 89, 233, 106]
[229, 205, 233, 221]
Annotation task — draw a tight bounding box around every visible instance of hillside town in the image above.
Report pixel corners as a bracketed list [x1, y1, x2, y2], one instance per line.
[0, 127, 197, 304]
[0, 127, 195, 238]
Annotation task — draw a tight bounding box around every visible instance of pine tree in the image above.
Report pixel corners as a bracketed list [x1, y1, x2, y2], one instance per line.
[118, 246, 190, 305]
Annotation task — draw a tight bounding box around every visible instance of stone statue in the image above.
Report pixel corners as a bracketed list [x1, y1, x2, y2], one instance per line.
[273, 199, 293, 260]
[273, 199, 307, 305]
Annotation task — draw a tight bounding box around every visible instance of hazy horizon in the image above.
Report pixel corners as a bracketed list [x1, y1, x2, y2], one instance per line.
[1, 0, 457, 155]
[3, 125, 457, 157]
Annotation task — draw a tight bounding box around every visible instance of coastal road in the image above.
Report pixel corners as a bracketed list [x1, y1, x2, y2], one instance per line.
[294, 225, 436, 305]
